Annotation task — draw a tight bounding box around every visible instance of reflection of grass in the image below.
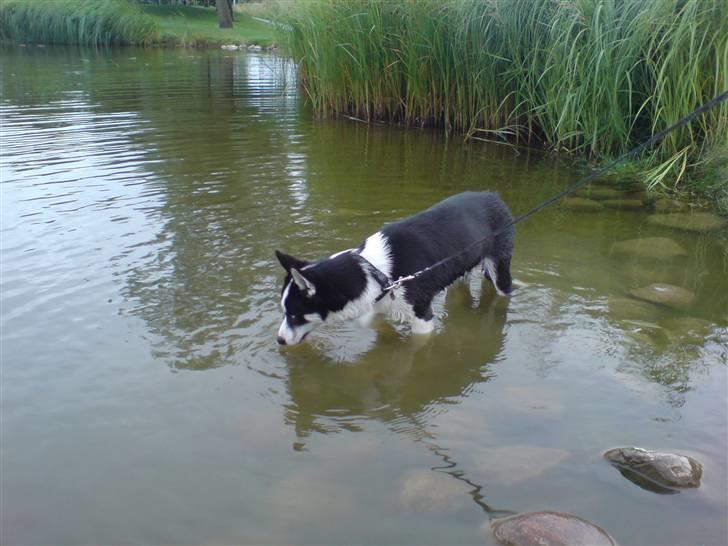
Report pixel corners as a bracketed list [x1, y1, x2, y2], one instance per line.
[142, 5, 275, 47]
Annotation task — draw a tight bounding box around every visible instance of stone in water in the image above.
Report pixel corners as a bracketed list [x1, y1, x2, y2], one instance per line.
[629, 283, 695, 309]
[491, 511, 616, 546]
[647, 212, 727, 233]
[563, 197, 604, 212]
[604, 447, 702, 491]
[611, 237, 687, 261]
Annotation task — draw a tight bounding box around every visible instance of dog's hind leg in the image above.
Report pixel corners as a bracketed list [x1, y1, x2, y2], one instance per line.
[482, 258, 498, 289]
[483, 257, 511, 297]
[495, 256, 513, 296]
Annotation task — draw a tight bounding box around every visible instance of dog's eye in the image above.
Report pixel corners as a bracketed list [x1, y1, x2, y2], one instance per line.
[286, 313, 308, 326]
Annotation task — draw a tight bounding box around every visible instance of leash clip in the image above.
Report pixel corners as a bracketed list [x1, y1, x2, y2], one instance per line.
[386, 274, 416, 292]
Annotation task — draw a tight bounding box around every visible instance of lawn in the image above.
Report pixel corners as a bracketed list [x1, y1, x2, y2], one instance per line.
[142, 4, 275, 47]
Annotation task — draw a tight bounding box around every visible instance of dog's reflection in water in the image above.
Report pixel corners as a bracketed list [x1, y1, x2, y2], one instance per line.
[281, 283, 509, 441]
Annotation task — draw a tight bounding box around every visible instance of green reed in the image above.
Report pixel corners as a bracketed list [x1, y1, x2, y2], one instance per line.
[0, 0, 160, 46]
[283, 0, 727, 190]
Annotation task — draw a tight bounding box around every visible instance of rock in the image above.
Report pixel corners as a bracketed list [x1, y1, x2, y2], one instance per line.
[647, 212, 728, 233]
[662, 317, 714, 345]
[624, 190, 652, 202]
[629, 283, 695, 309]
[619, 319, 669, 346]
[653, 198, 690, 213]
[619, 262, 680, 286]
[562, 197, 604, 212]
[490, 511, 616, 546]
[592, 172, 642, 189]
[399, 470, 470, 512]
[604, 447, 703, 490]
[611, 237, 687, 260]
[608, 297, 660, 321]
[248, 44, 263, 51]
[221, 44, 239, 50]
[601, 198, 645, 210]
[575, 187, 624, 200]
[472, 446, 569, 485]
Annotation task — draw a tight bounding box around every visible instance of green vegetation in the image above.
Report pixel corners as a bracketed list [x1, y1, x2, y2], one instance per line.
[283, 0, 728, 206]
[0, 1, 275, 48]
[141, 4, 275, 47]
[0, 0, 160, 46]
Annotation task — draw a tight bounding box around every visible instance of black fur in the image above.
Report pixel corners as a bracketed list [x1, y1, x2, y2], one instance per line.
[381, 191, 513, 319]
[276, 250, 369, 321]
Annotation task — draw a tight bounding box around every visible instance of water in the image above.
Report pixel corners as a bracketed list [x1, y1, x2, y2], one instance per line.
[1, 46, 726, 545]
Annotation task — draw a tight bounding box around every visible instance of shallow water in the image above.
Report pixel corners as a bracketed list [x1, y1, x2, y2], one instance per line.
[1, 46, 726, 545]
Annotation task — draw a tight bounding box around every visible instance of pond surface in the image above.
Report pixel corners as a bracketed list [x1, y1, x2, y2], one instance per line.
[1, 46, 726, 545]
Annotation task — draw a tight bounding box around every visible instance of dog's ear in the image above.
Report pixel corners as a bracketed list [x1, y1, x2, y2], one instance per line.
[290, 268, 316, 297]
[275, 250, 307, 273]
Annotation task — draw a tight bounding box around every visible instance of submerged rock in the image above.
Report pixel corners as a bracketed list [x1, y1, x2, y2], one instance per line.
[490, 511, 616, 546]
[662, 317, 714, 345]
[608, 297, 660, 321]
[399, 470, 470, 512]
[629, 283, 695, 309]
[604, 447, 703, 490]
[619, 262, 680, 286]
[575, 187, 624, 200]
[592, 172, 642, 189]
[562, 197, 604, 212]
[601, 198, 645, 210]
[619, 319, 669, 345]
[624, 190, 652, 202]
[647, 212, 728, 233]
[611, 237, 687, 260]
[472, 446, 569, 486]
[653, 198, 690, 213]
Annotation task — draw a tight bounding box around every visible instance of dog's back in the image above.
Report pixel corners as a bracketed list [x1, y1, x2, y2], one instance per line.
[382, 191, 513, 299]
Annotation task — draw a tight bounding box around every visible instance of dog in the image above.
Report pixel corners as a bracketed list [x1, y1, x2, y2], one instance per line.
[275, 191, 514, 345]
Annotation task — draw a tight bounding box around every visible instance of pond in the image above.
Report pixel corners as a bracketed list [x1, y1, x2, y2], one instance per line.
[1, 46, 726, 545]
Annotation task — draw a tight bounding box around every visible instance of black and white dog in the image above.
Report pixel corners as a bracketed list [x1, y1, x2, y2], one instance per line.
[275, 191, 514, 345]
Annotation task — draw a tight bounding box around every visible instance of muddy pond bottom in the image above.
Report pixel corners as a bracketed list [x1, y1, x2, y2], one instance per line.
[1, 46, 727, 545]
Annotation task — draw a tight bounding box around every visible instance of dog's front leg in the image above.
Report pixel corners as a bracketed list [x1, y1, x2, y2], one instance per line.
[411, 303, 434, 335]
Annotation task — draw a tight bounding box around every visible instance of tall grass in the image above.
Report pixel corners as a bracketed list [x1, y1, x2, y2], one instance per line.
[284, 0, 727, 191]
[0, 0, 160, 46]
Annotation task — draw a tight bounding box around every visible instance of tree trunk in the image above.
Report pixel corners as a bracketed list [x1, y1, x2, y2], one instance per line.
[216, 0, 233, 28]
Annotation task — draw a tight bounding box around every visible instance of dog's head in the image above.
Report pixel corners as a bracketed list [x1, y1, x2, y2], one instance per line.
[275, 250, 329, 345]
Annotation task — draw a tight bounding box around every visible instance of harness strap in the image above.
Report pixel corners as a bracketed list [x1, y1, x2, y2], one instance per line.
[351, 252, 394, 302]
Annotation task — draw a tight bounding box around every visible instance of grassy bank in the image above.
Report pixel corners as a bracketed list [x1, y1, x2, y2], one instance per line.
[284, 0, 728, 208]
[141, 5, 275, 47]
[0, 0, 159, 46]
[0, 1, 275, 48]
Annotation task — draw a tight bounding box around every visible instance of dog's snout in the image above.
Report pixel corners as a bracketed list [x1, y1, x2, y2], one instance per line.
[276, 335, 287, 346]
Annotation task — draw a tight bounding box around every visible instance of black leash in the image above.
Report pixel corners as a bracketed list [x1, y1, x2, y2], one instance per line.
[375, 89, 728, 299]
